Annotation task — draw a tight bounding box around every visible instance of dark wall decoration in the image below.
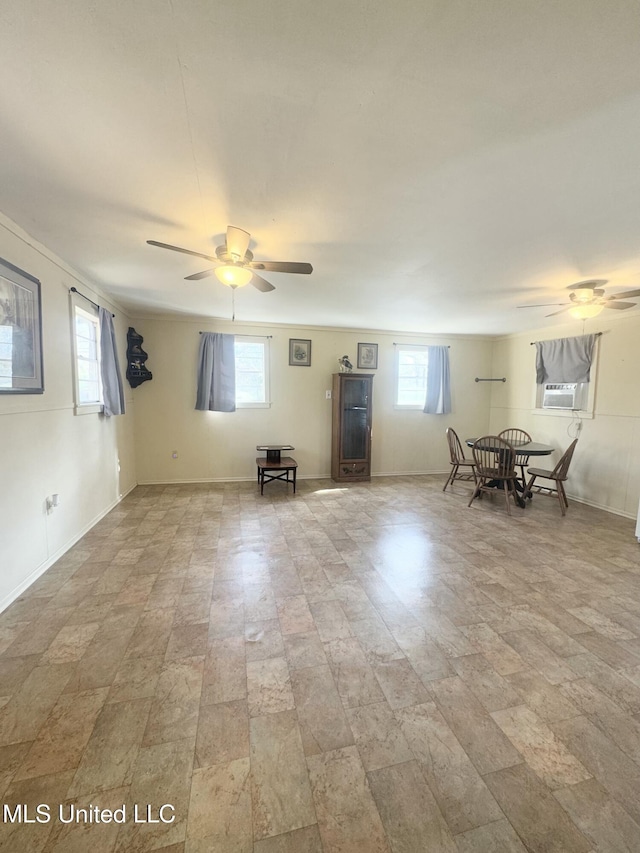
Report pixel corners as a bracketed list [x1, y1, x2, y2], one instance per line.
[126, 327, 152, 388]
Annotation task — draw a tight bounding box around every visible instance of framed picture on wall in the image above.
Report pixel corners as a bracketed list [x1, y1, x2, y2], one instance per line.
[289, 338, 311, 366]
[0, 256, 44, 394]
[357, 342, 378, 370]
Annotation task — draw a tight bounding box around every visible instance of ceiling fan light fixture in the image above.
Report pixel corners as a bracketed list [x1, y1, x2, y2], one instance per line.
[573, 287, 595, 303]
[214, 265, 253, 287]
[569, 303, 604, 319]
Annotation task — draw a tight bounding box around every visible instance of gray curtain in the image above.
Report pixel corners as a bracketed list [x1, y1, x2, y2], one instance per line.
[196, 332, 236, 412]
[423, 345, 451, 414]
[535, 334, 596, 384]
[99, 308, 125, 416]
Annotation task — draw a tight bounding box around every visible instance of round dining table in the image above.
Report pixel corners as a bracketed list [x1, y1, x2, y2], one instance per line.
[465, 438, 555, 507]
[465, 438, 555, 457]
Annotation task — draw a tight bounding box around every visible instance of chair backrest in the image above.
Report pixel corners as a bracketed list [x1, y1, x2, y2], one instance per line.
[498, 428, 532, 447]
[552, 438, 578, 479]
[472, 435, 516, 477]
[446, 427, 466, 464]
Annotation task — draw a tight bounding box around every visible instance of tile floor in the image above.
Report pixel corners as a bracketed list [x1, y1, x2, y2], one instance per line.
[1, 475, 640, 852]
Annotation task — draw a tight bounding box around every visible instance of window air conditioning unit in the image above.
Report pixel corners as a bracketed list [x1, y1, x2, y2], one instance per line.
[542, 383, 577, 410]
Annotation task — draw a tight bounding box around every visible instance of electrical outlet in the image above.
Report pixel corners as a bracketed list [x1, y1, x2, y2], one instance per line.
[325, 390, 331, 399]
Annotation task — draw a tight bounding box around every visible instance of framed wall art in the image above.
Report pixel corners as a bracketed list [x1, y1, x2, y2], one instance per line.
[357, 342, 378, 370]
[0, 256, 44, 394]
[289, 338, 311, 366]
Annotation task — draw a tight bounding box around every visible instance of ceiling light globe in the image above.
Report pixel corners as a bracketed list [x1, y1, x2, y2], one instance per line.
[569, 303, 604, 319]
[215, 265, 253, 287]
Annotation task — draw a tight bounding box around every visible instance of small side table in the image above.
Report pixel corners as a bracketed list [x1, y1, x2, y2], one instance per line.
[256, 445, 297, 495]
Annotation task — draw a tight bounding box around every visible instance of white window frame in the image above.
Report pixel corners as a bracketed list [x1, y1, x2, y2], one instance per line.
[532, 338, 599, 419]
[71, 295, 102, 415]
[234, 335, 270, 409]
[394, 344, 429, 410]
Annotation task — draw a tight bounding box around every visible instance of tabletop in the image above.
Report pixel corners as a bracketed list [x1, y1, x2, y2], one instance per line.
[465, 438, 554, 456]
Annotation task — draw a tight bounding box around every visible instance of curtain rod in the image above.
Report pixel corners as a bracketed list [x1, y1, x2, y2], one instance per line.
[199, 332, 272, 338]
[530, 332, 602, 345]
[393, 343, 450, 348]
[69, 287, 115, 317]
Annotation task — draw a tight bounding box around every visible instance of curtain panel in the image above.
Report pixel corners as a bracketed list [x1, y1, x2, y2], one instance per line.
[423, 345, 451, 414]
[99, 307, 125, 416]
[196, 332, 236, 412]
[535, 334, 597, 384]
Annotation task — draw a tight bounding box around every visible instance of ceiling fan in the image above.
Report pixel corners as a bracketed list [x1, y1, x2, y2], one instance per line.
[518, 279, 640, 318]
[147, 225, 313, 292]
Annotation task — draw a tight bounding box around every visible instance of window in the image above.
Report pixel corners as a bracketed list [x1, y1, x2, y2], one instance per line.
[395, 345, 429, 408]
[72, 301, 102, 413]
[234, 336, 270, 407]
[533, 338, 599, 418]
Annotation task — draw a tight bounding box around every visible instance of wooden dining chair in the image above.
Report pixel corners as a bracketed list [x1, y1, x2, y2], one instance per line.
[525, 439, 578, 516]
[443, 427, 477, 491]
[468, 435, 521, 515]
[498, 428, 533, 490]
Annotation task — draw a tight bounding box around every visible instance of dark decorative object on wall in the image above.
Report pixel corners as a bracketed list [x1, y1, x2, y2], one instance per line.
[126, 327, 152, 388]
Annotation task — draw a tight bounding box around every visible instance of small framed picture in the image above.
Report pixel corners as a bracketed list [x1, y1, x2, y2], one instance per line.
[289, 338, 311, 366]
[0, 256, 44, 394]
[357, 342, 378, 370]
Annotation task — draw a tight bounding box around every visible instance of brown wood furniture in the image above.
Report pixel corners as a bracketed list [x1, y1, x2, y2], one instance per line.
[443, 427, 477, 491]
[525, 439, 578, 516]
[256, 445, 297, 494]
[498, 428, 533, 488]
[468, 435, 521, 515]
[331, 373, 373, 482]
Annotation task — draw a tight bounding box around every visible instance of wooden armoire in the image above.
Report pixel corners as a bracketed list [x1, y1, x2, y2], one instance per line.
[331, 373, 373, 482]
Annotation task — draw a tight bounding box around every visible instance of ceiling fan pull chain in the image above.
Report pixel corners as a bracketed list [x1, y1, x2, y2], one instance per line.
[232, 288, 235, 322]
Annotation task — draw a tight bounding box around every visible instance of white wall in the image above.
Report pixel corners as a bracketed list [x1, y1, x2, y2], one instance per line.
[0, 214, 136, 610]
[489, 313, 640, 517]
[132, 316, 494, 483]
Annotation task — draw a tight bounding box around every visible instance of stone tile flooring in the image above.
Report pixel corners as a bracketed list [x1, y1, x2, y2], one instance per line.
[1, 476, 640, 851]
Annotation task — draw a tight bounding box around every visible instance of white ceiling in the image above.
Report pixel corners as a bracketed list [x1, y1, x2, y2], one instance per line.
[2, 0, 640, 334]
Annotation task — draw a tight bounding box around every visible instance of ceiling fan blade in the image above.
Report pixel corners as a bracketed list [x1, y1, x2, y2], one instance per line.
[147, 240, 218, 263]
[567, 279, 607, 291]
[517, 303, 568, 308]
[605, 301, 636, 309]
[545, 306, 572, 317]
[249, 261, 313, 274]
[608, 289, 640, 300]
[226, 226, 251, 261]
[251, 273, 276, 292]
[185, 269, 215, 281]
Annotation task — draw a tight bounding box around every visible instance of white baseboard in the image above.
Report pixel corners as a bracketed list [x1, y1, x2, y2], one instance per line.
[0, 482, 138, 615]
[137, 470, 450, 486]
[563, 493, 636, 520]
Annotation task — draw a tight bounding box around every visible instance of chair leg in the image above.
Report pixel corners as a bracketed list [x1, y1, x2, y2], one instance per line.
[559, 480, 569, 508]
[526, 474, 536, 496]
[443, 465, 456, 491]
[468, 480, 482, 507]
[502, 480, 512, 516]
[557, 481, 568, 515]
